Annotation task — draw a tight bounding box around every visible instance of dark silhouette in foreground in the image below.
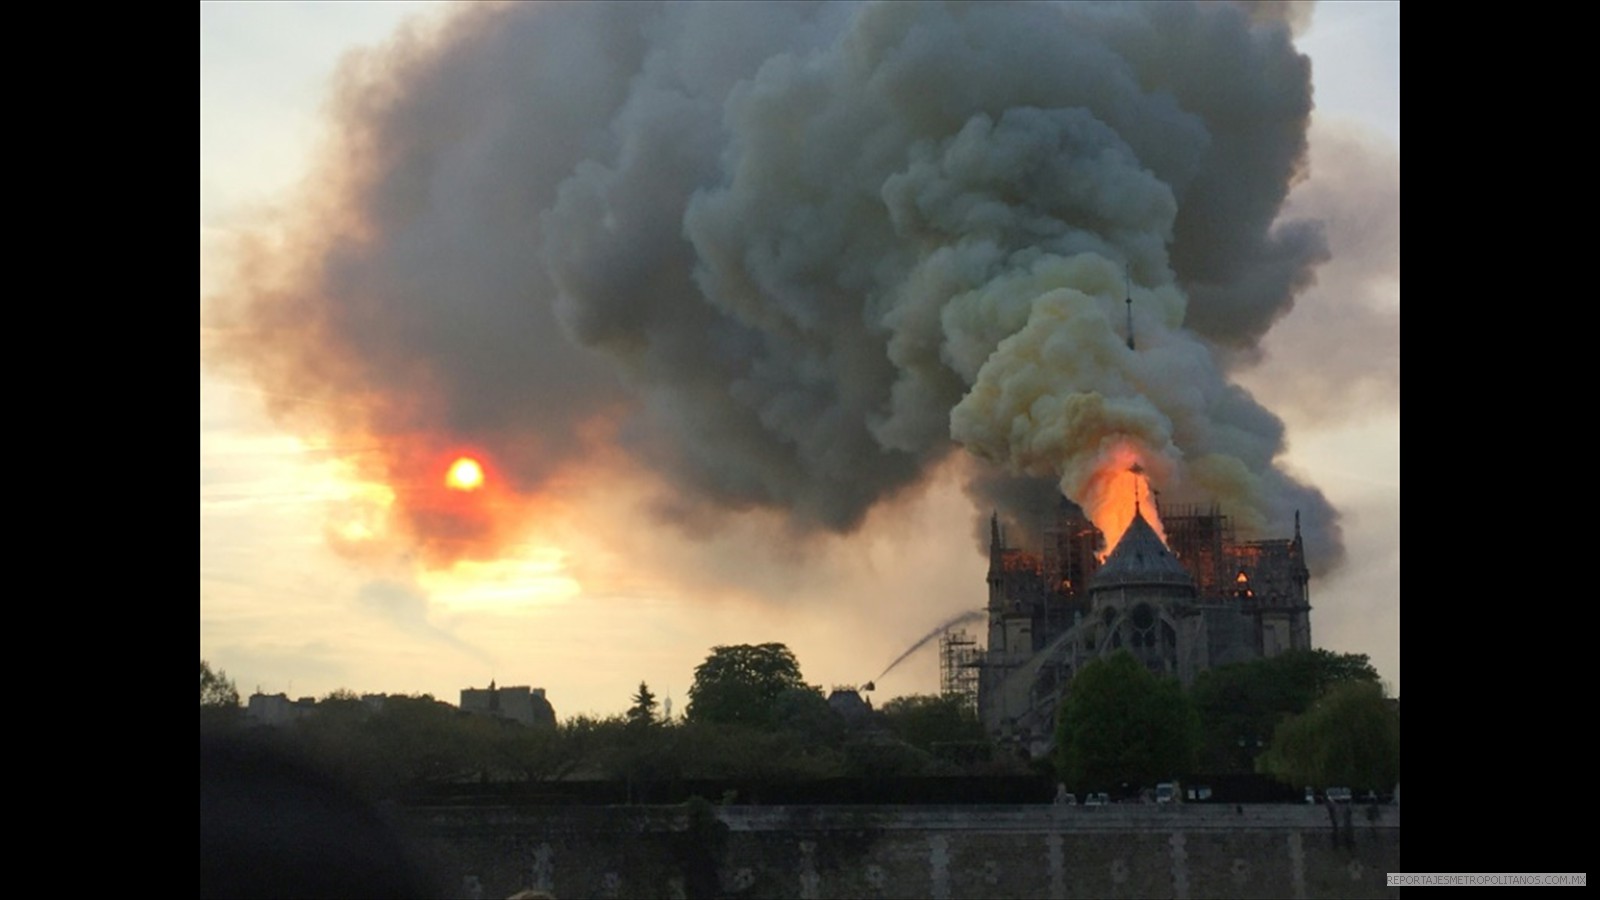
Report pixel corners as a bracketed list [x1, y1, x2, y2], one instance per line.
[200, 733, 442, 899]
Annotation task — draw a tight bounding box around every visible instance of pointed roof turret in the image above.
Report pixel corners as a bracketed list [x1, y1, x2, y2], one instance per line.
[1090, 508, 1193, 589]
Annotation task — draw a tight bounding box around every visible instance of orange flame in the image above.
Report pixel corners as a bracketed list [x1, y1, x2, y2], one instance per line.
[1077, 443, 1167, 560]
[1001, 549, 1041, 575]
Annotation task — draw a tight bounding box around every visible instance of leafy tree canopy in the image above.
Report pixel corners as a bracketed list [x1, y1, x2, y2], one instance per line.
[1190, 649, 1381, 773]
[201, 660, 243, 731]
[1054, 651, 1199, 792]
[881, 694, 986, 752]
[769, 684, 838, 743]
[1258, 680, 1399, 792]
[201, 660, 240, 708]
[686, 643, 809, 727]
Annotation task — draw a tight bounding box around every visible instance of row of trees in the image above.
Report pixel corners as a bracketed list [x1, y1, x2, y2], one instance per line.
[1054, 648, 1399, 793]
[199, 647, 1010, 799]
[203, 643, 1398, 799]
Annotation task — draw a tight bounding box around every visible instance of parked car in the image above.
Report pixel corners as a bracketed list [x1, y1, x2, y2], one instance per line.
[1326, 787, 1353, 803]
[1084, 792, 1110, 807]
[1156, 782, 1177, 804]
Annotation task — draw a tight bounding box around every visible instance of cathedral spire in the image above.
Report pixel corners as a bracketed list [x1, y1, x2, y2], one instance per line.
[1130, 461, 1145, 516]
[1125, 266, 1135, 351]
[988, 511, 1002, 576]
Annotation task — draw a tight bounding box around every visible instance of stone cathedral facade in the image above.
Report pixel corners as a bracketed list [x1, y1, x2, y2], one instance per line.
[975, 498, 1311, 755]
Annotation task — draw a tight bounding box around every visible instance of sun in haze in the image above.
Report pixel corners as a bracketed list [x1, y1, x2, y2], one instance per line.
[446, 456, 485, 492]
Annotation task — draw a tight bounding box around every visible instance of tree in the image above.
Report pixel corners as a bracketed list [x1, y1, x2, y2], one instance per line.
[881, 694, 987, 752]
[201, 660, 241, 730]
[286, 693, 487, 792]
[627, 681, 660, 729]
[200, 659, 240, 708]
[685, 643, 809, 727]
[1191, 649, 1382, 773]
[1258, 680, 1399, 791]
[672, 717, 847, 782]
[1054, 651, 1199, 793]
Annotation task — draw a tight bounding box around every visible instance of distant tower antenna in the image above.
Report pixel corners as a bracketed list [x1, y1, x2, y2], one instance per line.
[1125, 265, 1135, 351]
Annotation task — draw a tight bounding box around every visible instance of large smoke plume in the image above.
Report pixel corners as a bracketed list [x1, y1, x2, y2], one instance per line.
[209, 0, 1341, 570]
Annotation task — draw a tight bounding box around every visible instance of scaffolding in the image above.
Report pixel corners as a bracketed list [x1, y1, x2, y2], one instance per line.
[939, 628, 981, 713]
[1158, 502, 1234, 598]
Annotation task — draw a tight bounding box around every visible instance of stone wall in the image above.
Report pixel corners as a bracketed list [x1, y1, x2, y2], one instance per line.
[403, 802, 1399, 900]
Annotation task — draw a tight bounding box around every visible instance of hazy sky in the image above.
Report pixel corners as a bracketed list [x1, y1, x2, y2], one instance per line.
[200, 0, 1398, 718]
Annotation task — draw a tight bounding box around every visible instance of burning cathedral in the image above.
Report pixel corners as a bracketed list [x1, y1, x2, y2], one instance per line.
[969, 490, 1311, 754]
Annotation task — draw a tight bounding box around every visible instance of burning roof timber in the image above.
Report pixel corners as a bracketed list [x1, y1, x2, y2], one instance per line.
[990, 497, 1307, 609]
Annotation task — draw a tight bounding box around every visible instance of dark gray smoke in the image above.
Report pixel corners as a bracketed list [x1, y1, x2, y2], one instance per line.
[210, 1, 1342, 569]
